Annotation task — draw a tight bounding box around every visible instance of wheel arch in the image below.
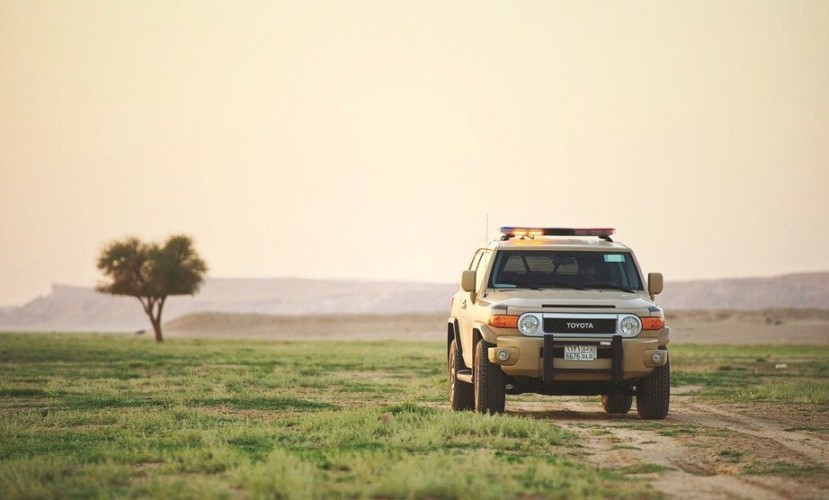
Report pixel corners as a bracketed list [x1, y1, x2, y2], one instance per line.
[472, 328, 483, 353]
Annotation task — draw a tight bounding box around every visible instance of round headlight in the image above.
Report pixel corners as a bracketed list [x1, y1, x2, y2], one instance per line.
[518, 314, 541, 335]
[619, 315, 642, 337]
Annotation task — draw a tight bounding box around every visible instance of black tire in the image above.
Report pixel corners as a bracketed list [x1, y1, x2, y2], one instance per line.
[448, 338, 474, 411]
[636, 351, 670, 420]
[474, 340, 505, 414]
[602, 389, 633, 414]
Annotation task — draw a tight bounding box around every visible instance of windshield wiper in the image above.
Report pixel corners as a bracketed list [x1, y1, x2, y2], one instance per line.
[537, 281, 587, 291]
[587, 283, 635, 293]
[507, 280, 540, 290]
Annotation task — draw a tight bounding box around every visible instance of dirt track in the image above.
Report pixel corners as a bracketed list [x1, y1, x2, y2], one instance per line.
[509, 396, 829, 499]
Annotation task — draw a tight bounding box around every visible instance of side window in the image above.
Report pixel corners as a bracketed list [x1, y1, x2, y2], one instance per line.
[475, 251, 491, 290]
[468, 249, 484, 271]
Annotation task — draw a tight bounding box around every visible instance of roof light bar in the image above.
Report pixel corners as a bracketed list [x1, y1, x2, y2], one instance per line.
[500, 227, 615, 238]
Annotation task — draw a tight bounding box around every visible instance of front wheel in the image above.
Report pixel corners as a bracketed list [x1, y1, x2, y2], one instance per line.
[474, 340, 505, 414]
[636, 351, 670, 420]
[448, 338, 474, 411]
[602, 389, 633, 414]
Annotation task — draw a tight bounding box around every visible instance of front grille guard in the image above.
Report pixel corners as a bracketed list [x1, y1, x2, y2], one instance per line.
[542, 334, 624, 385]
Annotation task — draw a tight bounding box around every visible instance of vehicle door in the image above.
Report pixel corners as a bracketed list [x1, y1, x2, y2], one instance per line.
[457, 249, 483, 351]
[459, 249, 492, 367]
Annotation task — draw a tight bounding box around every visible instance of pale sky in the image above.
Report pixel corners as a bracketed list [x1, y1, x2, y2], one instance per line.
[1, 1, 828, 306]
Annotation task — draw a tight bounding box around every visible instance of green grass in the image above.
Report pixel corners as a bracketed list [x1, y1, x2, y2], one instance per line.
[2, 334, 827, 498]
[617, 463, 672, 475]
[669, 344, 829, 403]
[0, 333, 652, 499]
[744, 461, 827, 477]
[718, 450, 744, 463]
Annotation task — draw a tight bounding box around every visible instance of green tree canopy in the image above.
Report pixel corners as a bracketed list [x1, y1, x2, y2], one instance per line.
[96, 235, 208, 342]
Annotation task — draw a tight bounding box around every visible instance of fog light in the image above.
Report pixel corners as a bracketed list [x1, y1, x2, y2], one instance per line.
[497, 349, 510, 361]
[651, 351, 665, 364]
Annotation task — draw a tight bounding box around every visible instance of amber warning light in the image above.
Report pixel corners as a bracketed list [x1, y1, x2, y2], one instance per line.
[500, 227, 615, 238]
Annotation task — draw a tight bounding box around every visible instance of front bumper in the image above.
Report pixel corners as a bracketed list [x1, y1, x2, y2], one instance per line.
[487, 328, 670, 381]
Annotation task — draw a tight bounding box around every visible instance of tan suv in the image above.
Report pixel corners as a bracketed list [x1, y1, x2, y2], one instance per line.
[447, 227, 670, 419]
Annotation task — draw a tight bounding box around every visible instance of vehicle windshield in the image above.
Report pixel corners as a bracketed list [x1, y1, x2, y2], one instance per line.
[489, 250, 643, 292]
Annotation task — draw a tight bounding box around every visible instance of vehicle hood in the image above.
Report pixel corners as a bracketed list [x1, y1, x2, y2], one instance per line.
[484, 289, 657, 316]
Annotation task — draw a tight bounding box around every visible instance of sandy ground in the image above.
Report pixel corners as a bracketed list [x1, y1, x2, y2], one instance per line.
[164, 312, 449, 341]
[164, 309, 829, 345]
[504, 397, 829, 500]
[666, 309, 829, 345]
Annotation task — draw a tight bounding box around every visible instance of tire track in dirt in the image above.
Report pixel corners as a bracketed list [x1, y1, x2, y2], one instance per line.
[681, 402, 829, 464]
[508, 398, 829, 500]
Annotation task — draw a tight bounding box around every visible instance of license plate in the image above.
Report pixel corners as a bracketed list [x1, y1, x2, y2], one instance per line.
[564, 345, 597, 361]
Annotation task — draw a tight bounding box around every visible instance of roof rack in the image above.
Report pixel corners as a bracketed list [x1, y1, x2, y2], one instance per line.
[500, 227, 615, 242]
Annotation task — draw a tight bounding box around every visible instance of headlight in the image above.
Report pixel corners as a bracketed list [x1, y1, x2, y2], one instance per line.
[518, 314, 541, 335]
[619, 315, 642, 337]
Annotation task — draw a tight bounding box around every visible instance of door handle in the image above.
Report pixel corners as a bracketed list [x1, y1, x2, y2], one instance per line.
[461, 300, 467, 309]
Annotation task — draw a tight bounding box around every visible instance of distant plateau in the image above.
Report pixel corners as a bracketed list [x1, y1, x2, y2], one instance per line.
[0, 273, 827, 332]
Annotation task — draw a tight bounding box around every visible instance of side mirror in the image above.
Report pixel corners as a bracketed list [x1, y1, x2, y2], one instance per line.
[648, 272, 664, 298]
[461, 270, 477, 293]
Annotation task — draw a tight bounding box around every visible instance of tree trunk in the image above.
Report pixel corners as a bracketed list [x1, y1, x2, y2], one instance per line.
[153, 297, 166, 343]
[137, 296, 165, 342]
[151, 318, 163, 342]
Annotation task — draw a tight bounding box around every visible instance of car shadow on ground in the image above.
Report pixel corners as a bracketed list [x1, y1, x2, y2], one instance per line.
[506, 408, 638, 421]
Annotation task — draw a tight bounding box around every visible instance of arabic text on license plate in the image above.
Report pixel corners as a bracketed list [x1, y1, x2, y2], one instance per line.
[564, 345, 597, 361]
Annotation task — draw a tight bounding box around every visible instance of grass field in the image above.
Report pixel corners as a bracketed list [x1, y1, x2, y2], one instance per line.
[1, 333, 827, 499]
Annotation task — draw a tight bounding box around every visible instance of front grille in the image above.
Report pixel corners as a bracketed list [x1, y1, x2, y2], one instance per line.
[543, 318, 617, 334]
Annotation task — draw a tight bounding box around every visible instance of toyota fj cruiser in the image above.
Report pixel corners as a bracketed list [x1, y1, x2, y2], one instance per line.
[447, 227, 670, 419]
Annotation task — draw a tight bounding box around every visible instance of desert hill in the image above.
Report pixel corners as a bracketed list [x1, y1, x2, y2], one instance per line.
[657, 272, 829, 309]
[0, 278, 456, 331]
[0, 273, 827, 332]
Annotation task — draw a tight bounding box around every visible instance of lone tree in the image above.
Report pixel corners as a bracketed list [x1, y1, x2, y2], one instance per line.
[96, 235, 208, 342]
